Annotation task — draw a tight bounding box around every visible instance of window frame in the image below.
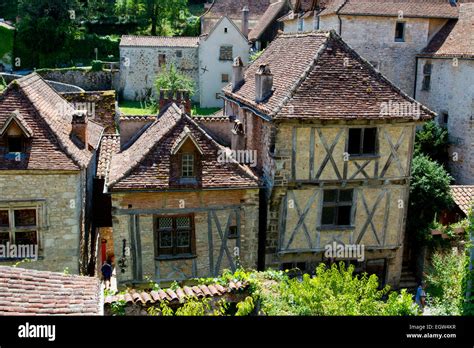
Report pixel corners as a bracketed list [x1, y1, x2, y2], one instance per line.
[320, 189, 354, 228]
[158, 54, 166, 68]
[219, 45, 233, 61]
[297, 17, 304, 32]
[154, 215, 195, 259]
[7, 135, 24, 153]
[0, 207, 39, 250]
[181, 153, 195, 178]
[221, 73, 229, 83]
[421, 62, 432, 91]
[394, 21, 405, 42]
[347, 127, 378, 157]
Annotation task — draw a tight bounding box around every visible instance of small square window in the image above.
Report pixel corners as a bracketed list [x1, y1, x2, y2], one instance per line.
[228, 225, 238, 239]
[219, 46, 233, 61]
[321, 189, 354, 227]
[395, 22, 405, 42]
[221, 74, 229, 83]
[348, 128, 377, 156]
[176, 50, 182, 58]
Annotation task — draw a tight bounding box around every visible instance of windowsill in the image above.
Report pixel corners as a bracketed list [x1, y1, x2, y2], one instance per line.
[348, 154, 380, 160]
[155, 254, 196, 261]
[317, 226, 355, 231]
[394, 39, 405, 43]
[179, 178, 198, 185]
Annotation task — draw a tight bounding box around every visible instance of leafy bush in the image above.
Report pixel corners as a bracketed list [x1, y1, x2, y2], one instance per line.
[414, 120, 449, 166]
[425, 249, 467, 315]
[256, 263, 418, 316]
[407, 154, 453, 243]
[155, 63, 195, 96]
[0, 75, 7, 93]
[91, 60, 103, 72]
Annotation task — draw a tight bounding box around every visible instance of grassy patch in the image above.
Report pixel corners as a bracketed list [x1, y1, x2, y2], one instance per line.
[191, 106, 221, 116]
[119, 101, 155, 115]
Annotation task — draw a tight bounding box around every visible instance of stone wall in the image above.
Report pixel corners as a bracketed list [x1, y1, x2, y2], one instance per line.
[62, 91, 118, 133]
[0, 171, 84, 274]
[416, 58, 474, 184]
[120, 46, 199, 102]
[38, 69, 119, 92]
[195, 116, 232, 146]
[119, 116, 156, 147]
[111, 189, 259, 287]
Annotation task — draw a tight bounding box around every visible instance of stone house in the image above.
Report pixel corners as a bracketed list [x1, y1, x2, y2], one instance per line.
[222, 31, 435, 287]
[199, 16, 250, 108]
[99, 103, 259, 286]
[0, 73, 104, 274]
[119, 36, 200, 102]
[279, 0, 468, 96]
[415, 3, 474, 184]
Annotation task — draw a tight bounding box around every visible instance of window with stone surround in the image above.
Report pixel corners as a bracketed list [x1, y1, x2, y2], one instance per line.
[348, 128, 377, 156]
[219, 45, 233, 61]
[0, 208, 38, 247]
[321, 189, 353, 227]
[155, 215, 195, 257]
[395, 22, 405, 42]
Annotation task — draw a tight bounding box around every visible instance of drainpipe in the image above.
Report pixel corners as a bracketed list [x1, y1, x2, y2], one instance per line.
[413, 56, 419, 99]
[338, 14, 342, 35]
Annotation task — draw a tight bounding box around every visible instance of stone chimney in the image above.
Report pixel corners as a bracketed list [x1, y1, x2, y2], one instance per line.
[71, 110, 88, 145]
[232, 57, 245, 91]
[241, 6, 249, 38]
[159, 89, 191, 114]
[255, 64, 273, 102]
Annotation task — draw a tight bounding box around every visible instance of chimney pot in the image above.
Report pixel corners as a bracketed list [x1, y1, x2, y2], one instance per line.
[241, 6, 249, 38]
[255, 64, 273, 102]
[232, 56, 245, 91]
[71, 110, 88, 145]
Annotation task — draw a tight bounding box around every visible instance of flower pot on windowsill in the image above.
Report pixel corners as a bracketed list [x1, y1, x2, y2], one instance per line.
[453, 227, 465, 234]
[441, 233, 449, 239]
[431, 229, 442, 236]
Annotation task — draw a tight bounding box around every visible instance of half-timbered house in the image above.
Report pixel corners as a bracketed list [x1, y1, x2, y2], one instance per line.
[100, 103, 259, 286]
[222, 30, 435, 287]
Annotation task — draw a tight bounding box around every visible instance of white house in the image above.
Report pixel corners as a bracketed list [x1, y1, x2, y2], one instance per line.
[199, 16, 250, 108]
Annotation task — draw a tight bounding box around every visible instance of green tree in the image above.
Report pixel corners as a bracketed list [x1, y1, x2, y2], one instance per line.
[414, 120, 449, 167]
[155, 63, 195, 96]
[16, 0, 80, 67]
[407, 154, 453, 242]
[0, 75, 7, 93]
[0, 0, 19, 21]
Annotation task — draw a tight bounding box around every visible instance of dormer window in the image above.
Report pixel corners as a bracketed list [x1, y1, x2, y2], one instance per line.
[181, 153, 194, 178]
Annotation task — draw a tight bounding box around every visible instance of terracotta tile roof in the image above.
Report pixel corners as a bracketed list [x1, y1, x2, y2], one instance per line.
[120, 35, 199, 48]
[279, 0, 345, 20]
[0, 266, 101, 316]
[249, 1, 287, 41]
[97, 133, 120, 179]
[421, 4, 474, 58]
[193, 109, 228, 122]
[450, 185, 474, 215]
[0, 110, 34, 138]
[204, 0, 272, 20]
[224, 31, 435, 121]
[338, 0, 472, 19]
[0, 73, 103, 171]
[105, 281, 247, 305]
[107, 103, 258, 190]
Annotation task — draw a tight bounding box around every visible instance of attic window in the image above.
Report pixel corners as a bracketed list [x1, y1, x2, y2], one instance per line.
[7, 136, 23, 153]
[348, 128, 377, 156]
[224, 27, 228, 33]
[395, 22, 405, 42]
[181, 153, 194, 178]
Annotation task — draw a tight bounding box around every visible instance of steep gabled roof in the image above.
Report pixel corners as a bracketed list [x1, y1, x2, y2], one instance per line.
[107, 104, 258, 191]
[204, 0, 272, 20]
[249, 0, 287, 41]
[421, 3, 474, 58]
[0, 73, 103, 170]
[223, 31, 435, 121]
[202, 15, 249, 42]
[338, 0, 471, 19]
[120, 35, 199, 48]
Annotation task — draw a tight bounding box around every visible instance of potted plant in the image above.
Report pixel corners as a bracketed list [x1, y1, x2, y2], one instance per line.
[429, 221, 444, 236]
[450, 219, 468, 235]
